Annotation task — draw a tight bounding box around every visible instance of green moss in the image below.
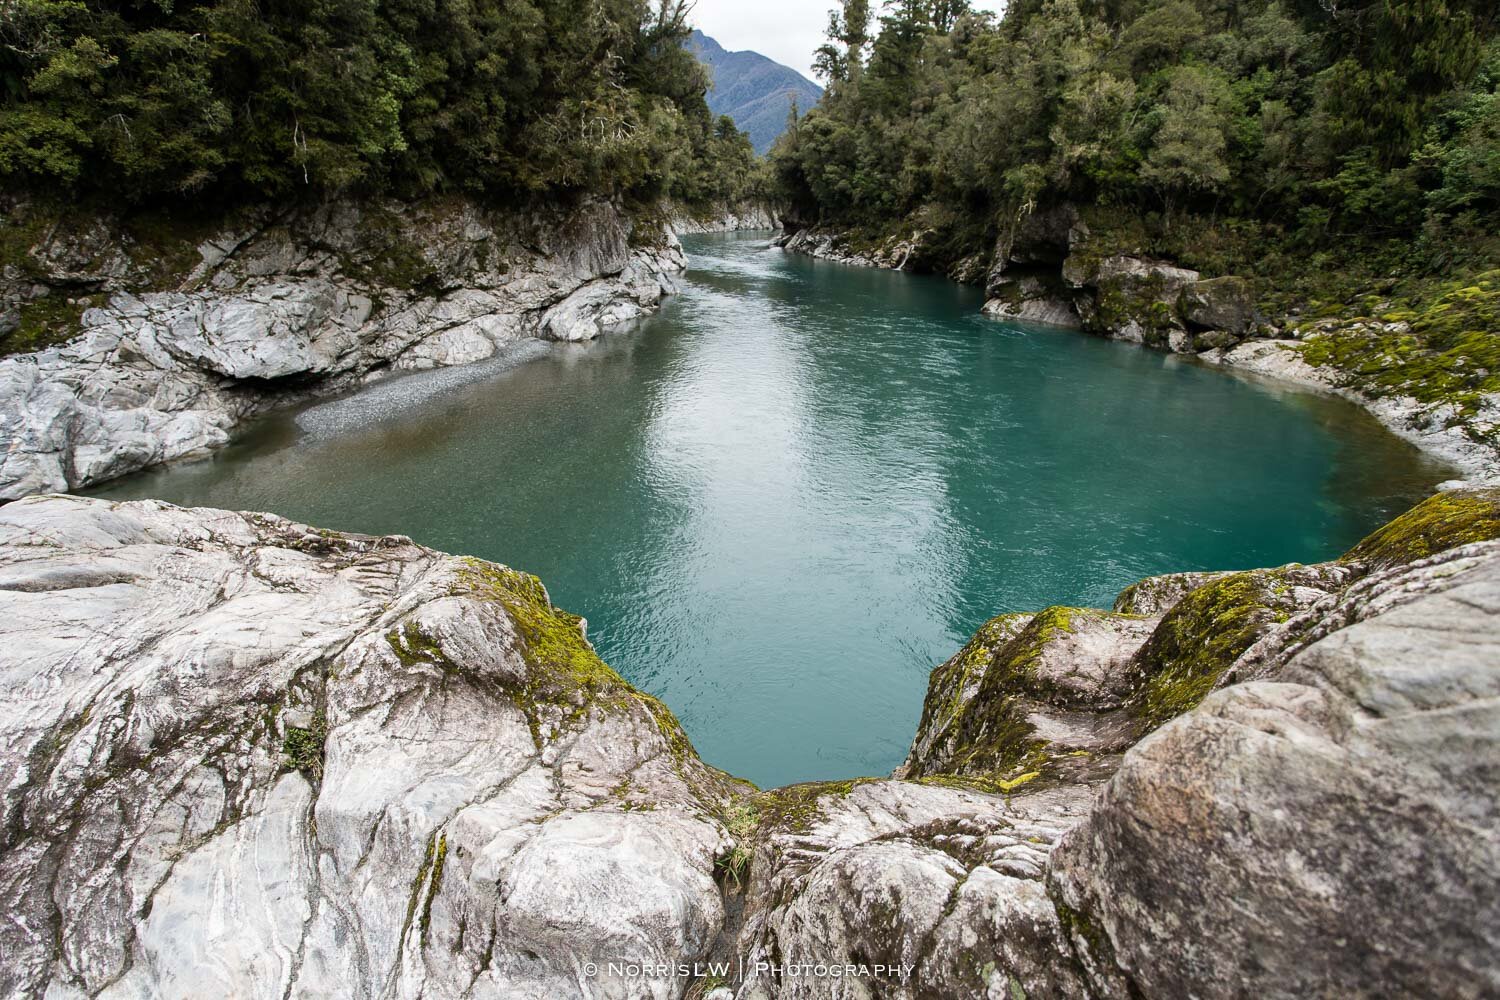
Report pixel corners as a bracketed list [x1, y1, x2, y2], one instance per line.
[753, 779, 876, 835]
[460, 562, 619, 690]
[916, 613, 1034, 745]
[1343, 488, 1500, 570]
[1296, 271, 1500, 436]
[912, 607, 1144, 787]
[419, 833, 448, 943]
[401, 832, 440, 950]
[120, 210, 221, 289]
[915, 769, 1044, 795]
[282, 712, 328, 779]
[639, 693, 697, 762]
[0, 211, 51, 280]
[2, 293, 100, 358]
[338, 205, 442, 291]
[1132, 570, 1301, 729]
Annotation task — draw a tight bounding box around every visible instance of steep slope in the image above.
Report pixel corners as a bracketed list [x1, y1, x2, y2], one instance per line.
[690, 30, 822, 155]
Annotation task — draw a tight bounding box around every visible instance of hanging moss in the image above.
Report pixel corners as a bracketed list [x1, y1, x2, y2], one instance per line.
[1342, 488, 1500, 570]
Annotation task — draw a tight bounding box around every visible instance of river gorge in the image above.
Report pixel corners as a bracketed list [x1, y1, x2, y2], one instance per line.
[85, 232, 1451, 788]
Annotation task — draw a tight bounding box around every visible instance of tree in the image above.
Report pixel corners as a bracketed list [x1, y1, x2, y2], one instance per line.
[1141, 65, 1233, 216]
[814, 0, 872, 84]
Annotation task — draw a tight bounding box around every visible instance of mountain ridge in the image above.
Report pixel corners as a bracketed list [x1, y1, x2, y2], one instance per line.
[690, 29, 822, 155]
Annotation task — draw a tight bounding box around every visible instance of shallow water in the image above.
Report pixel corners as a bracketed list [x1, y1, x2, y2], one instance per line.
[89, 233, 1452, 787]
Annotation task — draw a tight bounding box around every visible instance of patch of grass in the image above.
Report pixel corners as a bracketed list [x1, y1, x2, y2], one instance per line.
[282, 712, 328, 779]
[715, 801, 759, 888]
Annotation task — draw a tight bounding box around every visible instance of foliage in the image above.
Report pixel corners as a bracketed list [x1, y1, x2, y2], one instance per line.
[771, 0, 1499, 268]
[0, 0, 758, 211]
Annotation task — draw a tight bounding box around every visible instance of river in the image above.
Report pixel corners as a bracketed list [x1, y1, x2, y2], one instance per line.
[87, 232, 1451, 787]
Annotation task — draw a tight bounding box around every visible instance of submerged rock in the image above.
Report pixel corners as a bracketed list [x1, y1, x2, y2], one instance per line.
[0, 199, 686, 502]
[1, 490, 1498, 998]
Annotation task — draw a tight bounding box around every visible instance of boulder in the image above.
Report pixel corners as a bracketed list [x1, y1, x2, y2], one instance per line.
[982, 276, 1082, 328]
[1178, 275, 1256, 337]
[0, 496, 745, 1000]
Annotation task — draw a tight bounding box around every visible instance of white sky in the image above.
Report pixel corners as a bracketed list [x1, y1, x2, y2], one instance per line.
[690, 1, 1006, 82]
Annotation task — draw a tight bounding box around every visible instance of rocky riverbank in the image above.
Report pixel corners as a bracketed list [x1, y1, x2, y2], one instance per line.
[778, 213, 1500, 485]
[3, 488, 1497, 998]
[671, 203, 780, 234]
[0, 198, 689, 502]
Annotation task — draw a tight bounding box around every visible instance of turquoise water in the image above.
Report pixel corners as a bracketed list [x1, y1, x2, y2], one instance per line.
[88, 233, 1450, 788]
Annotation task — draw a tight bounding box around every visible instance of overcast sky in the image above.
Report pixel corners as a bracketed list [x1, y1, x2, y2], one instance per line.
[690, 1, 1006, 82]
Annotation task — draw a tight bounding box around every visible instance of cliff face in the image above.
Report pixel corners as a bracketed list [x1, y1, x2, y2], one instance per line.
[0, 199, 687, 501]
[3, 490, 1497, 999]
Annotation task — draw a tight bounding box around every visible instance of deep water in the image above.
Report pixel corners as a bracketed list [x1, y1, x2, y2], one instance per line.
[88, 233, 1452, 787]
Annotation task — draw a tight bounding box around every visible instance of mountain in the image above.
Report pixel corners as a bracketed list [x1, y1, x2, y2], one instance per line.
[689, 30, 822, 156]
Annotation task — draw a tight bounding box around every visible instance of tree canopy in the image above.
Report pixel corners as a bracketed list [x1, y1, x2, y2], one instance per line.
[773, 0, 1499, 265]
[0, 0, 760, 210]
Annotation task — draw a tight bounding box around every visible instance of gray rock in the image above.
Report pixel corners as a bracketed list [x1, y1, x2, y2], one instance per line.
[0, 199, 687, 501]
[1179, 275, 1256, 337]
[2, 492, 1498, 998]
[0, 495, 746, 1000]
[1050, 545, 1500, 999]
[982, 276, 1081, 328]
[986, 204, 1085, 296]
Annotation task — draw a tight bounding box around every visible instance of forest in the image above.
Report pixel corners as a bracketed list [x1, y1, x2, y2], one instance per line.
[0, 0, 760, 211]
[774, 0, 1500, 281]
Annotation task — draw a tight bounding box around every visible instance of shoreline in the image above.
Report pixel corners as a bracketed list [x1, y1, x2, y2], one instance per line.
[775, 227, 1500, 487]
[0, 203, 782, 504]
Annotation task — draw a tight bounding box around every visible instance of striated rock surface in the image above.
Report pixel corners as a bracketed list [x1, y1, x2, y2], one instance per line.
[0, 494, 747, 999]
[0, 199, 686, 501]
[2, 490, 1498, 999]
[670, 204, 780, 233]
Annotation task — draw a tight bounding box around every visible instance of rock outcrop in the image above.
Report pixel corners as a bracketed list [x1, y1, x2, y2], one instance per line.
[2, 489, 1498, 998]
[670, 204, 780, 234]
[0, 199, 686, 501]
[725, 488, 1500, 999]
[0, 494, 747, 999]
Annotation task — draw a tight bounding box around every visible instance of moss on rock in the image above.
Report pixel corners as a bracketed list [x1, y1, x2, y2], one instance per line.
[1, 293, 99, 358]
[1296, 271, 1500, 438]
[1342, 488, 1500, 571]
[1130, 568, 1317, 730]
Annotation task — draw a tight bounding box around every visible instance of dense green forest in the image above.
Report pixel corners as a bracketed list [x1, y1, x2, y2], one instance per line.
[0, 0, 759, 210]
[774, 0, 1500, 280]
